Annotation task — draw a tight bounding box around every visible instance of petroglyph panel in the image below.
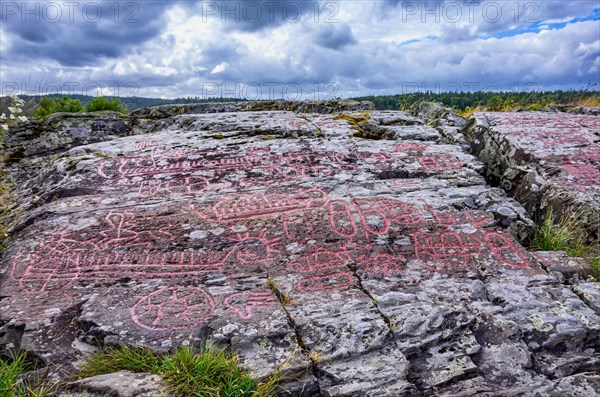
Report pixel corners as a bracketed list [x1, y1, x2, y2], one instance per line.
[2, 104, 599, 396]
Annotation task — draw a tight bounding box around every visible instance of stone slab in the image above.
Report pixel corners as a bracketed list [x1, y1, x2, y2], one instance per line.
[1, 102, 598, 396]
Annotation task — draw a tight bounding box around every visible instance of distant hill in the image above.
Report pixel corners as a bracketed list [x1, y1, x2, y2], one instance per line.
[0, 95, 247, 118]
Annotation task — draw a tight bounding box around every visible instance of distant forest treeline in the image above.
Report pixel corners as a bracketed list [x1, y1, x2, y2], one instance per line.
[1, 90, 599, 117]
[352, 90, 600, 110]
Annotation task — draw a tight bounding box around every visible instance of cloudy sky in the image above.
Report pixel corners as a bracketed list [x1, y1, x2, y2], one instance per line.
[1, 0, 599, 99]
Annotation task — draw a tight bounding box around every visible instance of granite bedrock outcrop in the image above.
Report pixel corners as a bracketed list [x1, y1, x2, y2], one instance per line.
[0, 100, 599, 396]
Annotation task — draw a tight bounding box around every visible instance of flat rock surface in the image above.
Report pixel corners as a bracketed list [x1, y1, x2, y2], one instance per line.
[1, 101, 599, 396]
[64, 371, 164, 397]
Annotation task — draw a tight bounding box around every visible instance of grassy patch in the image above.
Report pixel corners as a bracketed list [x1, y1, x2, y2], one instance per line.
[78, 345, 160, 378]
[0, 351, 53, 397]
[79, 344, 279, 397]
[0, 351, 30, 396]
[334, 112, 371, 126]
[455, 105, 484, 119]
[530, 210, 600, 274]
[335, 111, 371, 136]
[570, 94, 600, 107]
[335, 112, 395, 140]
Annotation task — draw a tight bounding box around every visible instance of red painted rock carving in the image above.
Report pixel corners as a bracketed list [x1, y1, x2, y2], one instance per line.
[283, 210, 317, 242]
[228, 232, 282, 265]
[131, 286, 215, 331]
[560, 163, 600, 190]
[166, 176, 211, 194]
[354, 199, 422, 230]
[296, 272, 353, 294]
[393, 143, 429, 154]
[532, 251, 554, 263]
[433, 211, 495, 229]
[14, 211, 284, 293]
[138, 180, 163, 197]
[289, 247, 352, 273]
[415, 153, 463, 173]
[99, 210, 175, 249]
[389, 179, 423, 191]
[223, 291, 278, 319]
[98, 148, 261, 179]
[414, 231, 481, 270]
[484, 232, 529, 268]
[190, 188, 329, 222]
[133, 141, 159, 149]
[328, 200, 358, 238]
[356, 253, 405, 278]
[98, 146, 380, 189]
[424, 210, 529, 268]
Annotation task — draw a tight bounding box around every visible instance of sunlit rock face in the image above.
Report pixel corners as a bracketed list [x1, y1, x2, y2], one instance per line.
[1, 101, 599, 396]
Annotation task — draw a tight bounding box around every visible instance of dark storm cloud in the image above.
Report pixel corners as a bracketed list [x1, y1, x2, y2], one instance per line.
[0, 0, 342, 66]
[0, 1, 175, 66]
[313, 23, 356, 50]
[1, 0, 599, 97]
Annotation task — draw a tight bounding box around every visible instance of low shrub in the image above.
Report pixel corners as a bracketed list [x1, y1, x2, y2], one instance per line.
[86, 96, 127, 113]
[34, 96, 84, 118]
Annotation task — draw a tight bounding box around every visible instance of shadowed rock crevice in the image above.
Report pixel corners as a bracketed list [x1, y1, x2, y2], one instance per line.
[267, 280, 324, 396]
[268, 280, 310, 354]
[346, 262, 396, 338]
[460, 111, 600, 241]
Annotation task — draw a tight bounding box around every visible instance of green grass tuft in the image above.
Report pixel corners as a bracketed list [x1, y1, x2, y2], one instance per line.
[161, 346, 258, 397]
[531, 210, 600, 274]
[1, 351, 30, 396]
[0, 351, 53, 397]
[78, 345, 161, 378]
[79, 344, 279, 397]
[530, 210, 582, 252]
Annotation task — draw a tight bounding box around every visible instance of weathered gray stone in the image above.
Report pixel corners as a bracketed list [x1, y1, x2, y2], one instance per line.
[368, 110, 423, 126]
[3, 111, 134, 160]
[65, 371, 164, 397]
[316, 348, 415, 396]
[129, 100, 373, 120]
[572, 282, 600, 315]
[533, 250, 598, 283]
[462, 111, 600, 240]
[1, 101, 599, 396]
[564, 105, 600, 115]
[411, 102, 466, 128]
[531, 373, 600, 397]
